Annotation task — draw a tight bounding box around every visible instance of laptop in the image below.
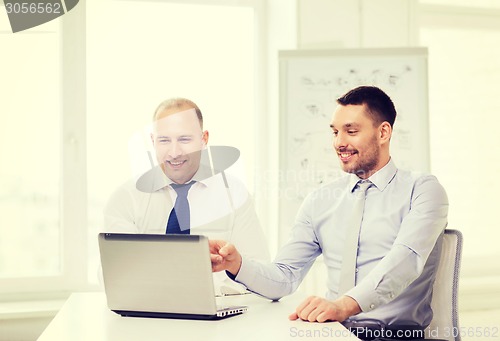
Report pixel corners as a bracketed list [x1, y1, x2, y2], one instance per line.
[98, 233, 248, 320]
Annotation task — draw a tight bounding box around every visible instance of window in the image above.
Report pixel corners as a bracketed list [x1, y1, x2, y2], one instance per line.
[0, 0, 262, 294]
[86, 0, 258, 284]
[0, 16, 62, 281]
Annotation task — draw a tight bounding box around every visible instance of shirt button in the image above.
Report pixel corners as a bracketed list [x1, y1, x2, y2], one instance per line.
[355, 268, 359, 273]
[370, 304, 375, 309]
[390, 293, 394, 299]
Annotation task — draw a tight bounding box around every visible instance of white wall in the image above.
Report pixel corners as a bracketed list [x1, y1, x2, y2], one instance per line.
[298, 0, 418, 48]
[258, 0, 298, 256]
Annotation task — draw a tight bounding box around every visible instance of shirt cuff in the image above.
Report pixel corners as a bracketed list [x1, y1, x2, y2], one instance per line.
[345, 283, 384, 313]
[233, 256, 257, 288]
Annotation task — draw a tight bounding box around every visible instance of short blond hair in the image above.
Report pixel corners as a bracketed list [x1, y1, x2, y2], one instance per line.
[152, 97, 203, 128]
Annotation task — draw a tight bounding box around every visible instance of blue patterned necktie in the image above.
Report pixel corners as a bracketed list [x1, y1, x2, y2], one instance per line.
[166, 181, 195, 234]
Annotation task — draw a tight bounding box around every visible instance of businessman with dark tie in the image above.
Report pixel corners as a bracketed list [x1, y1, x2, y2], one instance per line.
[104, 98, 269, 294]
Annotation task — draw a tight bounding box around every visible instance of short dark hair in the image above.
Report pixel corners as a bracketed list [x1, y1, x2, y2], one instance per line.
[336, 86, 397, 127]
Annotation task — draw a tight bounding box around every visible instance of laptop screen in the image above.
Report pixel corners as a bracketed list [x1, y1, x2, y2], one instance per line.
[99, 233, 218, 316]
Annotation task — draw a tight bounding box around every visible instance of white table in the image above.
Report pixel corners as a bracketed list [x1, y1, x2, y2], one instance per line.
[37, 292, 360, 341]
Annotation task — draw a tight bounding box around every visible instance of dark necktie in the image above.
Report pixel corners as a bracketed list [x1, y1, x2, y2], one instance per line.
[338, 180, 372, 295]
[166, 181, 195, 234]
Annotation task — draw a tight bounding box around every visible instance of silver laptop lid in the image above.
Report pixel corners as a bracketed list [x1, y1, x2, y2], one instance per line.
[98, 233, 217, 316]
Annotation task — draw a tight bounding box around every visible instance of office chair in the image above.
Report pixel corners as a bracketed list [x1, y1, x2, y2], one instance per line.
[426, 229, 463, 341]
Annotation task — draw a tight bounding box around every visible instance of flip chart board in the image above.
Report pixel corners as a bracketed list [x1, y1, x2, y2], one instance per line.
[279, 48, 429, 235]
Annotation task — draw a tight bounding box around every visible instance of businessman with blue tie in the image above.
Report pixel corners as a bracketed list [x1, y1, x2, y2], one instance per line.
[104, 98, 269, 294]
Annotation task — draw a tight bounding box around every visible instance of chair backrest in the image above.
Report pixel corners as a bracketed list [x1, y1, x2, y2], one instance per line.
[426, 229, 463, 341]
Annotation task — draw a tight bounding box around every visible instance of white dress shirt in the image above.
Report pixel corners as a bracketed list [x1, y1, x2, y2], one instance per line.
[234, 159, 448, 328]
[103, 172, 270, 294]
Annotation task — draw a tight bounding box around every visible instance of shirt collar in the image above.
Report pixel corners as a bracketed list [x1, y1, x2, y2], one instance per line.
[348, 158, 398, 193]
[162, 167, 211, 191]
[135, 165, 210, 193]
[167, 177, 209, 190]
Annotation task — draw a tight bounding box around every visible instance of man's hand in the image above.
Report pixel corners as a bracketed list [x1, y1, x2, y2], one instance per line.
[288, 295, 361, 323]
[209, 239, 242, 276]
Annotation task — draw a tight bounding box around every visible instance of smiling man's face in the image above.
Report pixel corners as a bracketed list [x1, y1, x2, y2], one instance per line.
[330, 103, 386, 179]
[152, 106, 208, 184]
